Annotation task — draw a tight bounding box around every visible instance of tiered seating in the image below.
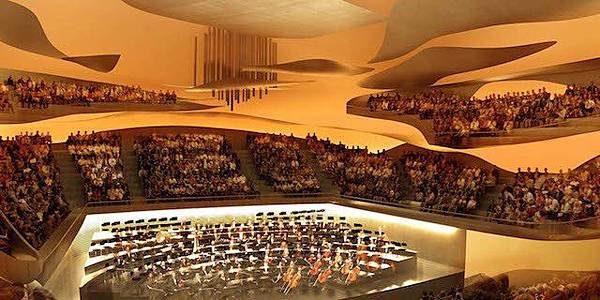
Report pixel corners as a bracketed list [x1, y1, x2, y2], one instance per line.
[85, 210, 415, 296]
[0, 223, 9, 254]
[0, 133, 70, 249]
[5, 75, 177, 109]
[368, 83, 600, 136]
[488, 163, 600, 223]
[67, 132, 130, 203]
[134, 134, 256, 199]
[420, 287, 463, 300]
[400, 152, 492, 213]
[247, 134, 321, 193]
[0, 82, 14, 113]
[306, 135, 411, 204]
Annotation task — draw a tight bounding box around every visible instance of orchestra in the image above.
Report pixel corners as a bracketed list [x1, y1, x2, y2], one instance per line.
[85, 210, 416, 298]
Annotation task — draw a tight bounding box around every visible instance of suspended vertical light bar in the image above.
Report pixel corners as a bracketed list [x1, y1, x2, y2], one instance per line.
[202, 26, 277, 110]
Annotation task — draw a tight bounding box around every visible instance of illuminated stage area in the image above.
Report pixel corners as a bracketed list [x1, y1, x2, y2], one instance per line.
[1, 1, 599, 299]
[57, 204, 465, 300]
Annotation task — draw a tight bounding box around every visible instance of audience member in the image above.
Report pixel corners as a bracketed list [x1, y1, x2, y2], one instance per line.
[0, 223, 9, 254]
[488, 163, 600, 223]
[135, 134, 256, 199]
[306, 134, 411, 203]
[248, 134, 321, 193]
[368, 83, 600, 137]
[8, 76, 177, 109]
[0, 132, 70, 249]
[401, 152, 492, 213]
[0, 83, 14, 113]
[67, 132, 130, 203]
[421, 287, 464, 300]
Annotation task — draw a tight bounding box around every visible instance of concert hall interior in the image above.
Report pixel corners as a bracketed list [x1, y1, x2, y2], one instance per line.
[0, 1, 599, 299]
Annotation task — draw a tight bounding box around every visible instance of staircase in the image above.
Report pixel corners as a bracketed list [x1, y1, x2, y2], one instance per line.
[301, 150, 339, 194]
[51, 146, 85, 208]
[234, 149, 276, 195]
[120, 150, 145, 201]
[478, 174, 513, 214]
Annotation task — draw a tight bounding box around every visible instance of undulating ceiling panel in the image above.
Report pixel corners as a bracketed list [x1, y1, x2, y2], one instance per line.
[372, 0, 600, 62]
[243, 59, 374, 76]
[0, 0, 120, 72]
[122, 0, 384, 38]
[438, 56, 600, 99]
[360, 41, 557, 90]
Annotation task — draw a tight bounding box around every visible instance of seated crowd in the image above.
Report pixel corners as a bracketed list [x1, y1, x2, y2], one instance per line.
[401, 152, 493, 213]
[0, 83, 14, 113]
[135, 134, 256, 199]
[466, 272, 600, 300]
[306, 134, 410, 203]
[367, 83, 599, 136]
[306, 134, 493, 213]
[67, 132, 130, 203]
[0, 133, 70, 249]
[247, 134, 321, 193]
[488, 163, 600, 223]
[4, 75, 177, 109]
[421, 287, 464, 300]
[0, 223, 9, 254]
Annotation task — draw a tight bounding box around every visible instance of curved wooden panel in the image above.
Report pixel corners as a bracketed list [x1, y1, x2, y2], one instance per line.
[62, 55, 121, 73]
[372, 0, 600, 62]
[360, 42, 556, 90]
[438, 56, 600, 99]
[0, 0, 65, 57]
[243, 59, 374, 76]
[0, 0, 121, 72]
[122, 0, 384, 38]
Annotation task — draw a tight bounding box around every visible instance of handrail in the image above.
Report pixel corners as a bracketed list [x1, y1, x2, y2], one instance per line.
[339, 194, 600, 231]
[3, 191, 600, 264]
[349, 103, 600, 137]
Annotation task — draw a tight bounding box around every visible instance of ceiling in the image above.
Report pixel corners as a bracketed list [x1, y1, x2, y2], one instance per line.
[122, 0, 385, 38]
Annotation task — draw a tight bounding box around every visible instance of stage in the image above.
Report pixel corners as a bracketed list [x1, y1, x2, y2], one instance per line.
[42, 203, 466, 299]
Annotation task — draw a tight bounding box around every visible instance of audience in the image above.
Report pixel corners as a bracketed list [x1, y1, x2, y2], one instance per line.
[368, 83, 600, 137]
[465, 272, 600, 300]
[0, 132, 70, 249]
[0, 83, 14, 113]
[247, 134, 321, 193]
[401, 152, 492, 213]
[421, 287, 464, 300]
[306, 134, 493, 213]
[488, 163, 600, 223]
[306, 134, 411, 203]
[135, 134, 256, 199]
[0, 223, 9, 254]
[5, 75, 177, 109]
[67, 132, 130, 203]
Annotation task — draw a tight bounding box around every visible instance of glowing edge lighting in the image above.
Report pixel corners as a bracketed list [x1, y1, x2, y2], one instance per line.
[77, 203, 458, 286]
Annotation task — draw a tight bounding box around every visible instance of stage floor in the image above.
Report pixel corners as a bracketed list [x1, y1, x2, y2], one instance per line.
[43, 203, 465, 300]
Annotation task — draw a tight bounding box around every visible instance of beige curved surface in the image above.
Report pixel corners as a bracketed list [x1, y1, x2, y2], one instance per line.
[436, 56, 600, 99]
[0, 109, 598, 173]
[0, 0, 120, 72]
[184, 79, 311, 92]
[360, 42, 556, 90]
[121, 0, 384, 38]
[243, 59, 374, 76]
[372, 0, 600, 62]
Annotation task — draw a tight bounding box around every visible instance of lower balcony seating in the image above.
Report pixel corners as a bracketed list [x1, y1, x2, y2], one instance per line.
[488, 163, 600, 223]
[247, 134, 321, 193]
[134, 134, 256, 199]
[0, 133, 70, 249]
[67, 132, 131, 203]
